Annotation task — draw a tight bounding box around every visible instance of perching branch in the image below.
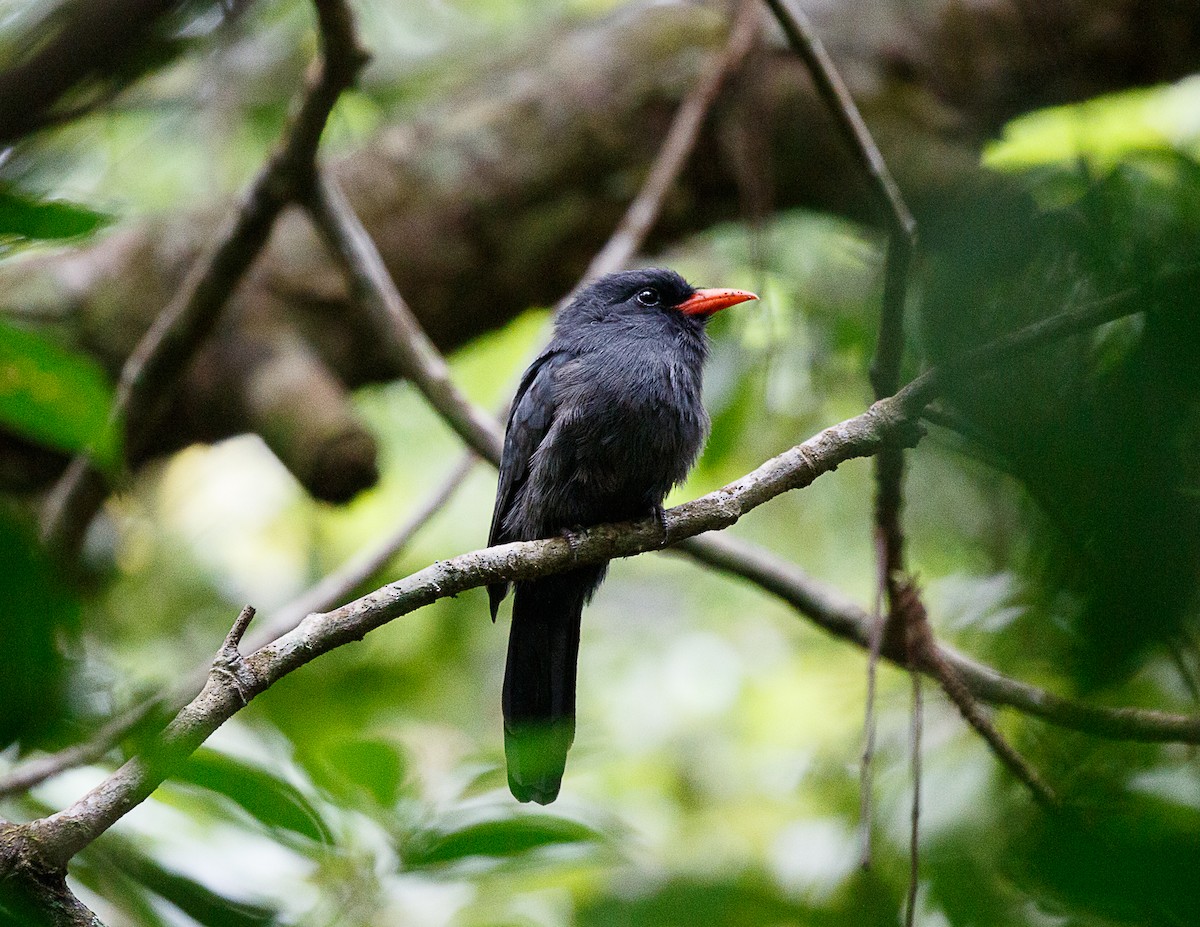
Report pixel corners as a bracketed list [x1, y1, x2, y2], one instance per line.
[17, 284, 1200, 865]
[3, 291, 1195, 920]
[0, 273, 1183, 802]
[39, 0, 369, 557]
[18, 387, 920, 871]
[245, 451, 478, 651]
[0, 455, 473, 803]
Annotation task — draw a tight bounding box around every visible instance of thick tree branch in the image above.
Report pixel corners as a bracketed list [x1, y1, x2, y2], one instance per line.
[6, 0, 1198, 499]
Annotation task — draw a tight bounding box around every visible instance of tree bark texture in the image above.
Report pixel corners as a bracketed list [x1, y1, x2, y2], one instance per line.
[2, 0, 1198, 498]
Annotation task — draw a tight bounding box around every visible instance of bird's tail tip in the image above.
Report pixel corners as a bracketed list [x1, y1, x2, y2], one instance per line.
[504, 719, 574, 805]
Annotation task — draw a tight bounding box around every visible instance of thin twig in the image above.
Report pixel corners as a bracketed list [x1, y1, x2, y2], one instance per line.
[305, 175, 504, 462]
[905, 668, 922, 927]
[761, 0, 919, 867]
[901, 582, 1058, 808]
[40, 0, 369, 556]
[859, 577, 885, 867]
[582, 0, 759, 284]
[759, 0, 916, 386]
[760, 0, 914, 242]
[0, 700, 161, 799]
[0, 456, 472, 799]
[245, 451, 478, 650]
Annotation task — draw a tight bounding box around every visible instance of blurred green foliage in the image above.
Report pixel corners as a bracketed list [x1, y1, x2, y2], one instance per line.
[1, 1, 1199, 926]
[0, 510, 77, 748]
[0, 317, 119, 471]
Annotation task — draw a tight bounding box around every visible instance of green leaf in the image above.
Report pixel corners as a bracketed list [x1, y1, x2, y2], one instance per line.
[101, 842, 279, 927]
[577, 876, 813, 927]
[0, 319, 119, 470]
[308, 738, 408, 807]
[176, 747, 333, 845]
[0, 511, 79, 748]
[404, 812, 605, 867]
[0, 188, 110, 241]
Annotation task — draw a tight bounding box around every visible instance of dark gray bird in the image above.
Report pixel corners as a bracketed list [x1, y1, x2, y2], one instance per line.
[487, 268, 756, 803]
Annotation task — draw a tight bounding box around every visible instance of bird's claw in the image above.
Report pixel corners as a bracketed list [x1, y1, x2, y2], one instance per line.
[653, 504, 671, 548]
[559, 526, 585, 560]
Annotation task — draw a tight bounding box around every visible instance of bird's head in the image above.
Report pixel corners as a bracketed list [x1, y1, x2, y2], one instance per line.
[569, 268, 757, 326]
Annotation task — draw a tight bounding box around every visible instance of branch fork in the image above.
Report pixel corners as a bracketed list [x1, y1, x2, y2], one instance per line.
[210, 606, 260, 707]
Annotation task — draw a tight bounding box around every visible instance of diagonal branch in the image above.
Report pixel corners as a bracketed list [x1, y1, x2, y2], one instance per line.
[897, 581, 1059, 808]
[0, 455, 471, 802]
[759, 0, 916, 394]
[244, 451, 478, 651]
[582, 0, 760, 283]
[5, 288, 1194, 883]
[23, 381, 925, 870]
[0, 272, 1178, 801]
[39, 0, 369, 556]
[305, 174, 504, 462]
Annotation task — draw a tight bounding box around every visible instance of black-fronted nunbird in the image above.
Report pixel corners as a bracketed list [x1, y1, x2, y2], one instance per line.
[487, 268, 757, 804]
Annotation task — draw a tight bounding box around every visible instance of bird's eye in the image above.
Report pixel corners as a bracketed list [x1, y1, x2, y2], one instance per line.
[635, 288, 660, 307]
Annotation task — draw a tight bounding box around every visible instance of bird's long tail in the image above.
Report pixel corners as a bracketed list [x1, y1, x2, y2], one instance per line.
[502, 566, 603, 804]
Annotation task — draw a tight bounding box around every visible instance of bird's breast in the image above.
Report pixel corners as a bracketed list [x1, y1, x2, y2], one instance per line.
[560, 348, 708, 486]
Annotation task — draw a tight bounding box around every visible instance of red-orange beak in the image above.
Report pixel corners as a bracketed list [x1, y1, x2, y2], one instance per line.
[676, 287, 758, 316]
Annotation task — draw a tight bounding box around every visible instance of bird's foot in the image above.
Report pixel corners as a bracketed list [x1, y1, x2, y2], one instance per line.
[559, 525, 586, 560]
[653, 504, 671, 548]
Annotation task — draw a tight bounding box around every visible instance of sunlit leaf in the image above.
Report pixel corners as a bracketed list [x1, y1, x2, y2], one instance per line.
[983, 76, 1200, 170]
[404, 812, 605, 867]
[0, 188, 110, 241]
[0, 319, 119, 470]
[176, 747, 333, 845]
[308, 738, 408, 807]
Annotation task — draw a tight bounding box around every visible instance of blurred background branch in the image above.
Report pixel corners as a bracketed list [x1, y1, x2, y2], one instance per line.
[2, 0, 1200, 924]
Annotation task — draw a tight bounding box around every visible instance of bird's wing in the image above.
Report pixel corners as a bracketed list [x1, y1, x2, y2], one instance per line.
[488, 349, 562, 617]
